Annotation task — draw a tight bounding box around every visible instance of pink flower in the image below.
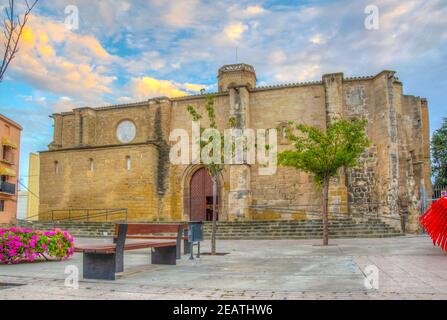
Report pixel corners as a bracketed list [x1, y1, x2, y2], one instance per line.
[1, 228, 74, 264]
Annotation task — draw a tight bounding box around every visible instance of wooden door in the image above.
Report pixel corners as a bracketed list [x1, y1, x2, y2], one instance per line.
[190, 168, 218, 221]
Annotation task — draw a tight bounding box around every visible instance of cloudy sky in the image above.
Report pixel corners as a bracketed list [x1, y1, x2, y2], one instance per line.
[0, 0, 446, 184]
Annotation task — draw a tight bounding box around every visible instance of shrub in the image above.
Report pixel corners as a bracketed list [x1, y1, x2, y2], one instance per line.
[0, 227, 75, 264]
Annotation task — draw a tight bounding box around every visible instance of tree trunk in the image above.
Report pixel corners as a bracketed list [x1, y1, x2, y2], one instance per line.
[322, 177, 330, 246]
[211, 176, 217, 255]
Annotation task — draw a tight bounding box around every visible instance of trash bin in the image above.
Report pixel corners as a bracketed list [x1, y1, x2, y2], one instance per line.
[188, 221, 204, 242]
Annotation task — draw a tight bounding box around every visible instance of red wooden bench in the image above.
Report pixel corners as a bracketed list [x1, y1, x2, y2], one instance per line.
[75, 223, 183, 280]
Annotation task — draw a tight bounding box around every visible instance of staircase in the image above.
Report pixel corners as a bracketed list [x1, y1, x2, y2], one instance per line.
[17, 218, 402, 239]
[202, 218, 402, 239]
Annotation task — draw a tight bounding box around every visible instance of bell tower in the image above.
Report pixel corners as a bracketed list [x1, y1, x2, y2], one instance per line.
[218, 63, 256, 221]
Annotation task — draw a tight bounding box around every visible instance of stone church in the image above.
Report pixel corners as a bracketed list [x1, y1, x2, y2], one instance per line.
[38, 63, 431, 233]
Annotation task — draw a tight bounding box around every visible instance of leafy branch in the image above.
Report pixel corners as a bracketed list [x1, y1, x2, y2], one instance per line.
[0, 0, 38, 83]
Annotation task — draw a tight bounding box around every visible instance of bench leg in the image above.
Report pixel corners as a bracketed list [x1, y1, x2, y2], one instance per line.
[115, 249, 124, 273]
[184, 240, 191, 255]
[83, 252, 116, 280]
[176, 243, 181, 260]
[151, 246, 177, 265]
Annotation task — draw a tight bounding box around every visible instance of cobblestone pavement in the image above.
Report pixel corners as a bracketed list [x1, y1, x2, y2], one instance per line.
[1, 235, 446, 300]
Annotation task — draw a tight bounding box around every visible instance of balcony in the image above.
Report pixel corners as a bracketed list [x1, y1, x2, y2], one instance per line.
[0, 181, 15, 195]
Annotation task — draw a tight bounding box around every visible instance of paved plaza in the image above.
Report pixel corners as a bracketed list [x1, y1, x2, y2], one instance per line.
[0, 235, 447, 300]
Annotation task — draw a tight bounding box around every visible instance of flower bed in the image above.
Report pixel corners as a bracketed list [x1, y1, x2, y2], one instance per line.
[0, 227, 75, 264]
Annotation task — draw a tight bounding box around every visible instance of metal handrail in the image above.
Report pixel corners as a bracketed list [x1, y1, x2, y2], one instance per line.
[19, 208, 128, 223]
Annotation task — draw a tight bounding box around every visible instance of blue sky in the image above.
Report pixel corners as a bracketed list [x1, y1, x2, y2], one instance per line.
[0, 0, 446, 186]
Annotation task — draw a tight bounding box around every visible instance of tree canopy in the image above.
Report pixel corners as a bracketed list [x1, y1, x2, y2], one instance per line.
[278, 119, 370, 186]
[432, 117, 447, 186]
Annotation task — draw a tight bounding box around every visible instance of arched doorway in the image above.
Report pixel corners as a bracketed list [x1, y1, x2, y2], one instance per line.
[190, 167, 219, 221]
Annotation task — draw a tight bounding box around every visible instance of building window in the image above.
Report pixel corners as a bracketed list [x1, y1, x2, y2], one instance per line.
[89, 158, 94, 172]
[55, 161, 60, 174]
[126, 156, 131, 171]
[0, 200, 4, 212]
[2, 145, 12, 162]
[1, 175, 7, 183]
[278, 122, 289, 145]
[79, 116, 84, 145]
[116, 120, 137, 144]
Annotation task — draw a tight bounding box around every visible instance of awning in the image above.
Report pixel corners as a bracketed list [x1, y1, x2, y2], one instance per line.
[2, 137, 17, 149]
[0, 166, 16, 177]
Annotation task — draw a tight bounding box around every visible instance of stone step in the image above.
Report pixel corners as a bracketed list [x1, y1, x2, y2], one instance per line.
[205, 230, 395, 234]
[202, 225, 395, 230]
[207, 230, 402, 235]
[202, 223, 393, 228]
[203, 228, 397, 233]
[17, 218, 402, 239]
[23, 222, 393, 229]
[204, 234, 404, 240]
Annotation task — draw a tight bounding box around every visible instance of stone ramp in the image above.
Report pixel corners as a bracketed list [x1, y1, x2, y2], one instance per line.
[17, 218, 402, 239]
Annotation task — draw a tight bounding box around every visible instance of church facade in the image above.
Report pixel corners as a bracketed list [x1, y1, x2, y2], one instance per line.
[38, 63, 431, 233]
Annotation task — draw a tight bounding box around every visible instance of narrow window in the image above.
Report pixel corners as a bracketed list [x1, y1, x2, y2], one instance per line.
[0, 200, 4, 212]
[89, 158, 94, 172]
[55, 161, 60, 174]
[126, 156, 131, 171]
[2, 145, 11, 162]
[281, 126, 287, 139]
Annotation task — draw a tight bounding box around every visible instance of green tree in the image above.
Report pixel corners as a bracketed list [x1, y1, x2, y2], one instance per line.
[432, 117, 447, 186]
[187, 94, 233, 255]
[278, 119, 369, 245]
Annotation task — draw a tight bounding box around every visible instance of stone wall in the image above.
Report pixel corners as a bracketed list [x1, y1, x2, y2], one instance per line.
[39, 144, 161, 221]
[27, 153, 40, 220]
[52, 103, 159, 149]
[343, 80, 378, 217]
[346, 146, 378, 215]
[397, 95, 432, 232]
[249, 84, 327, 220]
